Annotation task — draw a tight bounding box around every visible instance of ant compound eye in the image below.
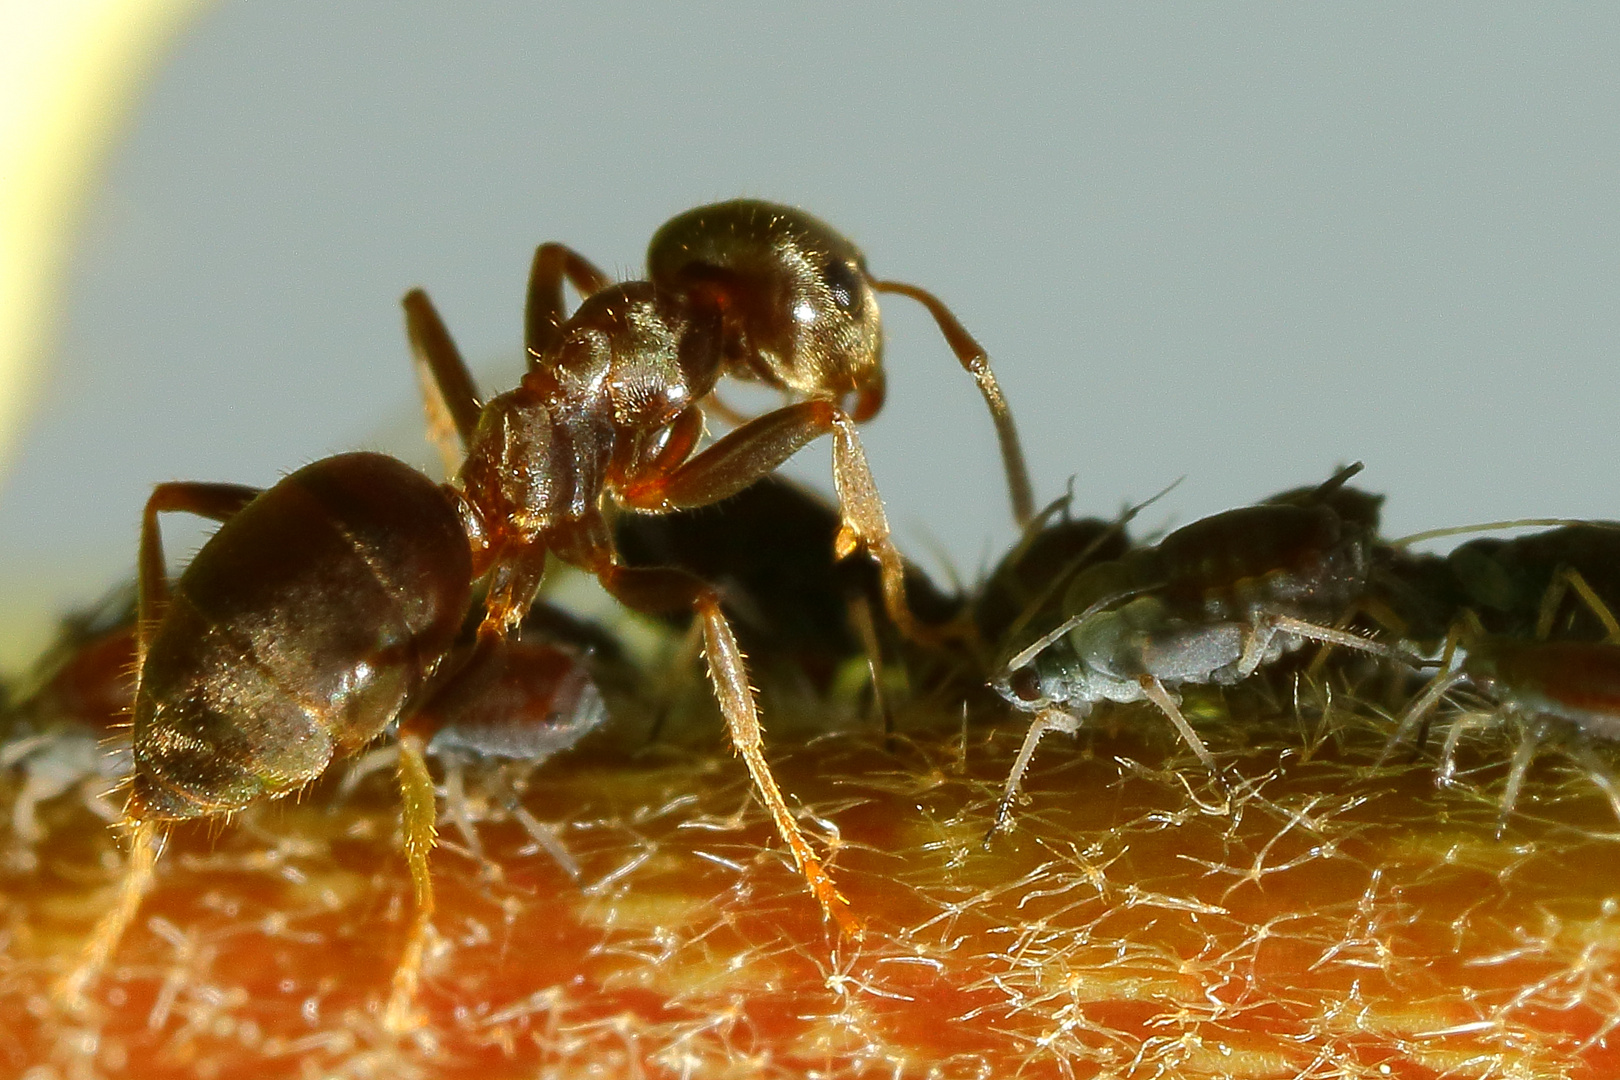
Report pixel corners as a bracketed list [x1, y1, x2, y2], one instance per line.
[1008, 666, 1044, 703]
[821, 258, 864, 316]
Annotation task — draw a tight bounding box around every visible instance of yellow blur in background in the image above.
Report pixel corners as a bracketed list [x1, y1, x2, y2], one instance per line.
[0, 0, 206, 480]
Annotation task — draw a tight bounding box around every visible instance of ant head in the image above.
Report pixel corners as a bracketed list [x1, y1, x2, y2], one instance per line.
[647, 200, 884, 406]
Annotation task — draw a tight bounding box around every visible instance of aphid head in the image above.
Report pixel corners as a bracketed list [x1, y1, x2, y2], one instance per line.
[647, 200, 884, 409]
[997, 663, 1053, 711]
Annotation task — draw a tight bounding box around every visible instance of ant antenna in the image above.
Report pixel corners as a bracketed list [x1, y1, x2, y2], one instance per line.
[870, 279, 1034, 527]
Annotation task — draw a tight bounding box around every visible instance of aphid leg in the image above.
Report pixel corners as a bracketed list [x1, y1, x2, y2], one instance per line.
[985, 706, 1082, 843]
[870, 279, 1035, 526]
[1568, 741, 1620, 825]
[845, 594, 892, 738]
[403, 289, 484, 458]
[1136, 675, 1221, 777]
[137, 482, 261, 668]
[53, 818, 165, 1011]
[1234, 619, 1280, 680]
[1269, 615, 1414, 664]
[523, 242, 612, 359]
[598, 561, 857, 935]
[1378, 668, 1468, 768]
[1437, 711, 1490, 787]
[383, 732, 438, 1033]
[1376, 616, 1474, 766]
[1536, 567, 1620, 642]
[1497, 720, 1549, 837]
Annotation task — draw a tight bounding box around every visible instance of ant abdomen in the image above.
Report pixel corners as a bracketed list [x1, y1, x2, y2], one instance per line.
[130, 453, 471, 820]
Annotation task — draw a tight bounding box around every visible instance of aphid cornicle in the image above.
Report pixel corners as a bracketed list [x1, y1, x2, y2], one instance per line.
[63, 199, 1032, 1028]
[987, 464, 1401, 837]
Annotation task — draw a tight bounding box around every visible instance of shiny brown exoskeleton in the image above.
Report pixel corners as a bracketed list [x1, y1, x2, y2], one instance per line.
[58, 453, 608, 1029]
[404, 199, 1032, 932]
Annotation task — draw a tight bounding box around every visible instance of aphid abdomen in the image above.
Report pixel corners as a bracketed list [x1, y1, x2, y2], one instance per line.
[1158, 504, 1357, 617]
[1469, 639, 1620, 739]
[133, 454, 471, 820]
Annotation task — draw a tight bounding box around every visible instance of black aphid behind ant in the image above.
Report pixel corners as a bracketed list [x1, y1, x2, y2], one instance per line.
[986, 464, 1408, 838]
[61, 200, 1033, 1028]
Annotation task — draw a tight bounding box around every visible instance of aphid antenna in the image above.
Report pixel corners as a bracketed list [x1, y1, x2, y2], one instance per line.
[1391, 518, 1618, 549]
[996, 478, 1183, 657]
[1001, 583, 1163, 675]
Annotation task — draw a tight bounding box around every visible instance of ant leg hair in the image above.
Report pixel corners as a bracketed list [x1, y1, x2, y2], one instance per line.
[870, 278, 1034, 526]
[53, 818, 165, 1012]
[403, 289, 484, 459]
[1136, 675, 1220, 777]
[138, 482, 261, 667]
[597, 560, 857, 936]
[985, 706, 1082, 844]
[384, 733, 439, 1033]
[523, 242, 612, 360]
[1497, 719, 1549, 837]
[1536, 567, 1620, 642]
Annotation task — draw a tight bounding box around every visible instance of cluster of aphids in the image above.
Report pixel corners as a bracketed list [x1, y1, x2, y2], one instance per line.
[9, 199, 1617, 1029]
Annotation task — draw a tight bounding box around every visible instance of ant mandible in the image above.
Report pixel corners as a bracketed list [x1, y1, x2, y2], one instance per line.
[404, 199, 1033, 925]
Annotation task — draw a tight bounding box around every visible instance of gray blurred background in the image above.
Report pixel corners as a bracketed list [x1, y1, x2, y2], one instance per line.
[2, 3, 1617, 670]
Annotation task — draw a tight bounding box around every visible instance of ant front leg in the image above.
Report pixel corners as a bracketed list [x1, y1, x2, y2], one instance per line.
[618, 399, 949, 646]
[595, 557, 858, 936]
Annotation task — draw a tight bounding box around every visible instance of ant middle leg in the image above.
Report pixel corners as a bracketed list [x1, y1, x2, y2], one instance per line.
[137, 482, 261, 665]
[596, 559, 857, 935]
[404, 289, 484, 464]
[524, 242, 612, 359]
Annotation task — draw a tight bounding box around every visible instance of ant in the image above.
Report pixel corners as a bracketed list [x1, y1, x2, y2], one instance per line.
[60, 199, 1032, 1027]
[986, 464, 1406, 838]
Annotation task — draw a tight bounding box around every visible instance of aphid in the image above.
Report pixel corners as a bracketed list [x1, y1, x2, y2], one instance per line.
[971, 490, 1134, 653]
[987, 464, 1401, 836]
[1380, 526, 1620, 829]
[65, 200, 1029, 1024]
[1446, 523, 1620, 641]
